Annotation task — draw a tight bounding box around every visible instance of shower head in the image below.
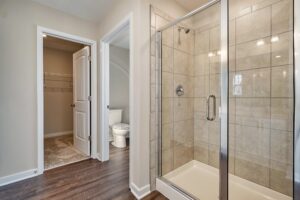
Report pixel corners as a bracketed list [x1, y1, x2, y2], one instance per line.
[178, 26, 190, 34]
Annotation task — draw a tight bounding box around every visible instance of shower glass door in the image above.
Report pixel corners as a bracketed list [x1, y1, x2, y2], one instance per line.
[228, 0, 294, 199]
[158, 1, 222, 199]
[158, 0, 296, 199]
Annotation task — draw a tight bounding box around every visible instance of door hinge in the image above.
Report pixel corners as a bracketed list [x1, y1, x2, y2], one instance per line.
[88, 96, 92, 101]
[88, 135, 91, 141]
[88, 55, 91, 62]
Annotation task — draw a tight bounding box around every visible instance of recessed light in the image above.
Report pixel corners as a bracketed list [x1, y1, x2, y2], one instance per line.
[275, 55, 281, 58]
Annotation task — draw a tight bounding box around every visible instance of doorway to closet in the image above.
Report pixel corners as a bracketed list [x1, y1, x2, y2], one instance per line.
[43, 35, 91, 170]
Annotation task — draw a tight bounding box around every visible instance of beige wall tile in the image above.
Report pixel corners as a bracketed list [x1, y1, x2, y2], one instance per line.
[229, 46, 236, 72]
[271, 65, 293, 97]
[162, 45, 173, 73]
[174, 50, 193, 76]
[194, 54, 209, 75]
[162, 123, 173, 151]
[210, 26, 220, 51]
[210, 74, 220, 97]
[236, 98, 271, 128]
[234, 68, 271, 97]
[271, 98, 293, 131]
[272, 0, 293, 34]
[174, 98, 194, 121]
[229, 19, 236, 46]
[229, 98, 236, 124]
[236, 125, 270, 157]
[229, 0, 257, 19]
[270, 130, 292, 164]
[271, 31, 293, 66]
[236, 7, 271, 43]
[194, 119, 209, 142]
[162, 97, 173, 124]
[162, 149, 174, 175]
[174, 120, 194, 147]
[208, 144, 220, 168]
[162, 26, 174, 47]
[162, 72, 173, 98]
[194, 75, 209, 97]
[194, 97, 206, 113]
[209, 54, 221, 74]
[270, 160, 293, 196]
[236, 37, 271, 71]
[208, 121, 220, 146]
[174, 144, 193, 168]
[195, 30, 209, 54]
[235, 151, 270, 187]
[194, 141, 209, 164]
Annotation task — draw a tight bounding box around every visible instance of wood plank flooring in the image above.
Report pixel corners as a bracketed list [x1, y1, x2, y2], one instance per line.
[0, 144, 167, 200]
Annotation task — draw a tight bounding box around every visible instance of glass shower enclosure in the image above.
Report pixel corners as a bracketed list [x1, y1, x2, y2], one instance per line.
[156, 0, 298, 199]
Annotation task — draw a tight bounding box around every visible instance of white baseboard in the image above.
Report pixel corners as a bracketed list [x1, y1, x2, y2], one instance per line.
[0, 169, 38, 187]
[44, 130, 73, 138]
[130, 182, 151, 200]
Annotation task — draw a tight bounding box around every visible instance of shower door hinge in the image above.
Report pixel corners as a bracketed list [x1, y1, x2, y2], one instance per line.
[88, 96, 92, 101]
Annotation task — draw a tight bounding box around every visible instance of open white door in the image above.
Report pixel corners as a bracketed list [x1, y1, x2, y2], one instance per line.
[73, 46, 90, 155]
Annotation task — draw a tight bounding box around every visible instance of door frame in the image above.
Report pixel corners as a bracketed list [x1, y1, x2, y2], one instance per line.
[36, 26, 97, 174]
[99, 13, 133, 182]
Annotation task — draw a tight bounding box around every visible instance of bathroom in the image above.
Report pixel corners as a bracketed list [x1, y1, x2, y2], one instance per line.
[109, 26, 130, 149]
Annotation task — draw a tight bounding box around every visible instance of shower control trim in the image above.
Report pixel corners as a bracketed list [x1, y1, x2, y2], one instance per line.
[176, 85, 184, 96]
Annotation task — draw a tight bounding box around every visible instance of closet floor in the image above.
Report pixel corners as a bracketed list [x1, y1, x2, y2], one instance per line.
[44, 134, 88, 170]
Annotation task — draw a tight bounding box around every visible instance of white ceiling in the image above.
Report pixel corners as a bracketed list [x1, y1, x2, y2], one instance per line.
[174, 0, 209, 11]
[111, 27, 130, 50]
[32, 0, 117, 23]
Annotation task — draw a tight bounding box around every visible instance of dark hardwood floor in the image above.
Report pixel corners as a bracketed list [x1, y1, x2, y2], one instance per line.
[0, 143, 167, 200]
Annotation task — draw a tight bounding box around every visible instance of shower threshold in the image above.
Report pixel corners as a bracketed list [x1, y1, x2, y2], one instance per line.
[157, 160, 291, 200]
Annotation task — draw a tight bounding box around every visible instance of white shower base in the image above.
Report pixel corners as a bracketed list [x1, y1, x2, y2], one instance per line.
[157, 160, 291, 200]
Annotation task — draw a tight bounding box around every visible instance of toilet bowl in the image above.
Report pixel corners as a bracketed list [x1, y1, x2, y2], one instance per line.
[112, 123, 129, 148]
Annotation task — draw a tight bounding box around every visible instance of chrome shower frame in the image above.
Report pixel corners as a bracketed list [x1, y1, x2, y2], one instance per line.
[156, 0, 300, 199]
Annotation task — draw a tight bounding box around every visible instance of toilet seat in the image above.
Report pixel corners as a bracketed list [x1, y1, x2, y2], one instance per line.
[112, 123, 129, 131]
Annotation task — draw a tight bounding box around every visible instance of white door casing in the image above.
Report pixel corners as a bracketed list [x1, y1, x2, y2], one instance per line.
[73, 46, 90, 155]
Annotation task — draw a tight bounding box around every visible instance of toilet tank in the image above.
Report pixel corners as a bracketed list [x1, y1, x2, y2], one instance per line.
[109, 109, 122, 126]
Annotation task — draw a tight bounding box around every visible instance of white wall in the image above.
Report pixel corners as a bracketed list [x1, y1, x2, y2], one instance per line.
[109, 45, 130, 124]
[0, 0, 97, 178]
[97, 0, 188, 193]
[44, 47, 73, 135]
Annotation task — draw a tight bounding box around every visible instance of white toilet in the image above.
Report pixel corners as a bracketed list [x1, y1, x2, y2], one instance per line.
[109, 109, 130, 148]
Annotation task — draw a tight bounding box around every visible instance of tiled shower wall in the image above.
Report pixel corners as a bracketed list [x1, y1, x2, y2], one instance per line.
[149, 6, 195, 190]
[191, 0, 294, 196]
[150, 0, 293, 196]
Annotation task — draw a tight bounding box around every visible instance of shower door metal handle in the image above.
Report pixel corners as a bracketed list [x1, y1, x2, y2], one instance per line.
[206, 95, 216, 121]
